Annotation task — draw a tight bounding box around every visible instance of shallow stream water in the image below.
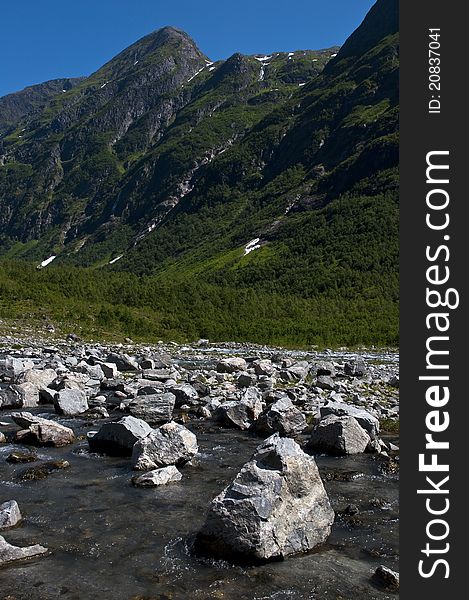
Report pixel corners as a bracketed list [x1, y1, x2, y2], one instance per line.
[0, 407, 398, 600]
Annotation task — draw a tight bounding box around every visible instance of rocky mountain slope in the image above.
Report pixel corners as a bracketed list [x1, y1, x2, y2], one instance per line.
[0, 0, 399, 347]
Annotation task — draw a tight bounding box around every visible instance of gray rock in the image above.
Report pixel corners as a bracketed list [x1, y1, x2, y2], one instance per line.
[344, 359, 367, 377]
[88, 416, 152, 456]
[100, 362, 119, 379]
[76, 363, 105, 381]
[309, 415, 370, 455]
[169, 383, 199, 407]
[3, 357, 34, 379]
[0, 432, 6, 443]
[216, 357, 248, 374]
[0, 535, 48, 565]
[142, 368, 173, 381]
[0, 501, 22, 529]
[215, 388, 264, 430]
[0, 383, 39, 408]
[131, 465, 182, 487]
[320, 401, 380, 439]
[11, 412, 76, 447]
[137, 383, 165, 395]
[256, 397, 306, 437]
[373, 565, 399, 590]
[39, 387, 57, 404]
[128, 393, 175, 424]
[196, 434, 334, 562]
[132, 421, 198, 470]
[316, 376, 335, 391]
[315, 361, 336, 377]
[106, 352, 140, 372]
[22, 368, 57, 390]
[54, 389, 88, 416]
[253, 360, 276, 377]
[236, 372, 257, 388]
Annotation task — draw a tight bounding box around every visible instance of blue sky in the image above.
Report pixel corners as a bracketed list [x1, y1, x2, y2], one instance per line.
[1, 0, 375, 97]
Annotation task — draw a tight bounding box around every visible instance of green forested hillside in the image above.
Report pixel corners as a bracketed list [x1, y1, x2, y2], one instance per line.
[0, 0, 399, 347]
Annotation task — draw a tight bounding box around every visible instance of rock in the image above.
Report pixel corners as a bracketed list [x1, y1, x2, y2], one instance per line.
[214, 389, 264, 431]
[3, 357, 34, 379]
[132, 421, 198, 470]
[11, 412, 76, 447]
[137, 384, 164, 395]
[309, 415, 370, 455]
[83, 406, 109, 419]
[17, 460, 70, 482]
[106, 352, 140, 372]
[0, 432, 5, 443]
[388, 375, 399, 388]
[236, 372, 257, 388]
[169, 384, 199, 407]
[76, 363, 105, 381]
[6, 451, 38, 463]
[320, 401, 380, 439]
[256, 397, 306, 437]
[253, 360, 276, 377]
[0, 501, 22, 529]
[88, 416, 152, 456]
[315, 361, 336, 377]
[0, 535, 48, 565]
[100, 362, 119, 379]
[344, 359, 367, 377]
[53, 389, 89, 416]
[216, 357, 248, 374]
[142, 368, 173, 381]
[0, 383, 39, 408]
[373, 565, 399, 591]
[39, 387, 57, 404]
[316, 376, 335, 391]
[131, 465, 182, 487]
[21, 368, 57, 390]
[128, 393, 175, 424]
[195, 434, 334, 562]
[286, 362, 310, 381]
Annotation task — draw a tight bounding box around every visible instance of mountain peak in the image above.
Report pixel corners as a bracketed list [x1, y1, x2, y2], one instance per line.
[328, 0, 398, 65]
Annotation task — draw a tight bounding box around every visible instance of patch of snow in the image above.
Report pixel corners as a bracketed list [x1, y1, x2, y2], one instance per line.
[319, 139, 325, 148]
[330, 53, 338, 58]
[100, 82, 108, 89]
[254, 55, 272, 62]
[298, 83, 306, 87]
[187, 66, 205, 82]
[39, 256, 57, 268]
[244, 238, 261, 256]
[312, 59, 318, 62]
[62, 89, 67, 93]
[208, 66, 216, 71]
[18, 135, 23, 138]
[134, 60, 139, 65]
[288, 52, 294, 60]
[259, 65, 265, 81]
[109, 255, 123, 265]
[205, 60, 214, 65]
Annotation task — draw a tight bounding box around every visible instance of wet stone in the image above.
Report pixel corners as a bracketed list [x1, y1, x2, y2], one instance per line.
[16, 460, 70, 482]
[6, 451, 38, 464]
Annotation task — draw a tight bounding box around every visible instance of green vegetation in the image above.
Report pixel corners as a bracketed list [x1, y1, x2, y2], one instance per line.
[0, 259, 397, 347]
[0, 3, 399, 348]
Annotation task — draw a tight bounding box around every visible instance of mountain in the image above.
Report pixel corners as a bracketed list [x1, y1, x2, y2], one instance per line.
[0, 77, 84, 136]
[0, 0, 399, 347]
